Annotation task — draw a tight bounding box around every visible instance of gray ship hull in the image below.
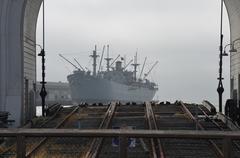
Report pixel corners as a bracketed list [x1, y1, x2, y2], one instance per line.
[68, 74, 157, 104]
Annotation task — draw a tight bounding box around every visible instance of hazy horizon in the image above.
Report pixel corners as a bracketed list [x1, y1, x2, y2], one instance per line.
[36, 0, 231, 106]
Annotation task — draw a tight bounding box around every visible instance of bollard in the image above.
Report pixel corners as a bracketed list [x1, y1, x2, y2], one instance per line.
[119, 136, 128, 158]
[17, 135, 26, 158]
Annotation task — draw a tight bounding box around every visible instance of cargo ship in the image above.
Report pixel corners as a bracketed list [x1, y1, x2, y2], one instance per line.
[61, 45, 158, 104]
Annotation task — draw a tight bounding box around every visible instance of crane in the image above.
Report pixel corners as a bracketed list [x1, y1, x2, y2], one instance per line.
[139, 57, 147, 79]
[98, 45, 106, 74]
[74, 58, 85, 71]
[123, 59, 133, 70]
[109, 54, 120, 68]
[59, 54, 81, 71]
[144, 61, 159, 79]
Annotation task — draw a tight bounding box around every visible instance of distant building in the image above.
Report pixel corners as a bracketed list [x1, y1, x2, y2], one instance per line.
[36, 82, 72, 106]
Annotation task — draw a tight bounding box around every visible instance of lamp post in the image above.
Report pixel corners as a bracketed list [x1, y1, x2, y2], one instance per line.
[217, 0, 224, 113]
[36, 44, 47, 117]
[217, 48, 224, 113]
[223, 38, 240, 54]
[217, 40, 239, 113]
[38, 0, 47, 117]
[229, 38, 240, 53]
[38, 48, 47, 117]
[223, 44, 231, 55]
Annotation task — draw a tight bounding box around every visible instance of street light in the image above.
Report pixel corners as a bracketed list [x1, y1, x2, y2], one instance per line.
[38, 48, 47, 117]
[36, 44, 42, 50]
[223, 44, 231, 56]
[217, 0, 224, 113]
[36, 0, 47, 117]
[229, 38, 240, 53]
[36, 44, 47, 117]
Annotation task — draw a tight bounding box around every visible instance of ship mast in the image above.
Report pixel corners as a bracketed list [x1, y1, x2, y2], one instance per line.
[104, 45, 112, 72]
[90, 45, 99, 76]
[131, 52, 140, 81]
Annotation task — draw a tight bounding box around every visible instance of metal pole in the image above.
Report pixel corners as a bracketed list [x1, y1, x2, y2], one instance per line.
[223, 137, 232, 158]
[195, 104, 199, 130]
[17, 135, 26, 158]
[43, 0, 45, 50]
[119, 136, 128, 158]
[217, 0, 224, 113]
[39, 0, 47, 117]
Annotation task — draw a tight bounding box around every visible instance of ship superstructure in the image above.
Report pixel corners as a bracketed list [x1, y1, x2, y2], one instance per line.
[60, 45, 158, 104]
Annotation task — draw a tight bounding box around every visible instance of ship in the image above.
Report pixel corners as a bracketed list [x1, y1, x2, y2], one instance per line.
[61, 45, 158, 104]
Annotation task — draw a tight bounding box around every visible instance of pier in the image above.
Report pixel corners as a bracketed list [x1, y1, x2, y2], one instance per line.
[0, 101, 239, 158]
[1, 0, 240, 157]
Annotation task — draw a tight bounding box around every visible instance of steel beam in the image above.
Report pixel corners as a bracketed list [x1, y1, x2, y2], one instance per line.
[17, 135, 26, 158]
[3, 129, 239, 158]
[119, 136, 128, 158]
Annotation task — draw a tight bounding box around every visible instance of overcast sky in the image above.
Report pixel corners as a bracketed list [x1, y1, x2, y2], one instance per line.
[36, 0, 230, 106]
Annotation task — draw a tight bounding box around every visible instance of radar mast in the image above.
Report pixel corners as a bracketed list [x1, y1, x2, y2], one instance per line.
[131, 52, 140, 81]
[90, 45, 99, 76]
[104, 45, 112, 72]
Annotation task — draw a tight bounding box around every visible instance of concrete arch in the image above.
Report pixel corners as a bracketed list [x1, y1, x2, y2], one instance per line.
[224, 0, 240, 101]
[0, 0, 42, 126]
[0, 0, 240, 126]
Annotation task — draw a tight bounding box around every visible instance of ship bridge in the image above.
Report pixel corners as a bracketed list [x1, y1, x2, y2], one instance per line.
[0, 0, 240, 126]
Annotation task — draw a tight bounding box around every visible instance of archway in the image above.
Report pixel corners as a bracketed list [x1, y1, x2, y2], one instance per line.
[0, 0, 240, 126]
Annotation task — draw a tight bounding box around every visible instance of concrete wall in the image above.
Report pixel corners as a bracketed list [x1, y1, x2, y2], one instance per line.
[225, 0, 240, 101]
[0, 0, 42, 127]
[0, 0, 240, 126]
[23, 0, 42, 125]
[0, 0, 26, 127]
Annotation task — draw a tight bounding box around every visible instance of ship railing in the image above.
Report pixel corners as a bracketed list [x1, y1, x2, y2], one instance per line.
[0, 129, 239, 158]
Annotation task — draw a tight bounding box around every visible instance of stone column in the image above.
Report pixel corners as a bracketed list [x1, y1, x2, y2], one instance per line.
[0, 0, 42, 127]
[225, 0, 240, 100]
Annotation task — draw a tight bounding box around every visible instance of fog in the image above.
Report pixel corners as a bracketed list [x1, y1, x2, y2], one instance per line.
[37, 0, 230, 106]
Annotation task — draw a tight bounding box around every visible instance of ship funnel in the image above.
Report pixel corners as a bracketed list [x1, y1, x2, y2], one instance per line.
[116, 61, 122, 71]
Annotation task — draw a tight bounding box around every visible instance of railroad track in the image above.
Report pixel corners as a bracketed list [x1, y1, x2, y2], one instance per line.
[26, 106, 79, 157]
[96, 102, 225, 158]
[195, 103, 240, 157]
[97, 103, 148, 158]
[179, 101, 224, 158]
[145, 102, 165, 158]
[178, 101, 240, 158]
[0, 104, 62, 157]
[0, 105, 79, 158]
[1, 101, 239, 158]
[82, 102, 117, 158]
[149, 101, 217, 158]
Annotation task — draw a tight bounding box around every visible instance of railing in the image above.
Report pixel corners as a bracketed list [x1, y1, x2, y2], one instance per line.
[0, 129, 239, 158]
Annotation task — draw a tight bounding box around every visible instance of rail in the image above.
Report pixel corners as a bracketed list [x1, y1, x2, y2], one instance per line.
[0, 104, 69, 156]
[145, 102, 165, 158]
[179, 101, 225, 158]
[198, 104, 240, 152]
[26, 106, 79, 157]
[202, 100, 217, 115]
[46, 103, 62, 116]
[83, 102, 117, 158]
[0, 129, 239, 158]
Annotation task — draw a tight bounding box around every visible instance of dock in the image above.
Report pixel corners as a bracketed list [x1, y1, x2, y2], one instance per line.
[0, 101, 239, 158]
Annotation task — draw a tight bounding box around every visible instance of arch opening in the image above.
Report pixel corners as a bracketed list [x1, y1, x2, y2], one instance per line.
[36, 0, 231, 108]
[0, 0, 240, 126]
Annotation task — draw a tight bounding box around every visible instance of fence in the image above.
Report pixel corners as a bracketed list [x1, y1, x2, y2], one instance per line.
[0, 129, 239, 158]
